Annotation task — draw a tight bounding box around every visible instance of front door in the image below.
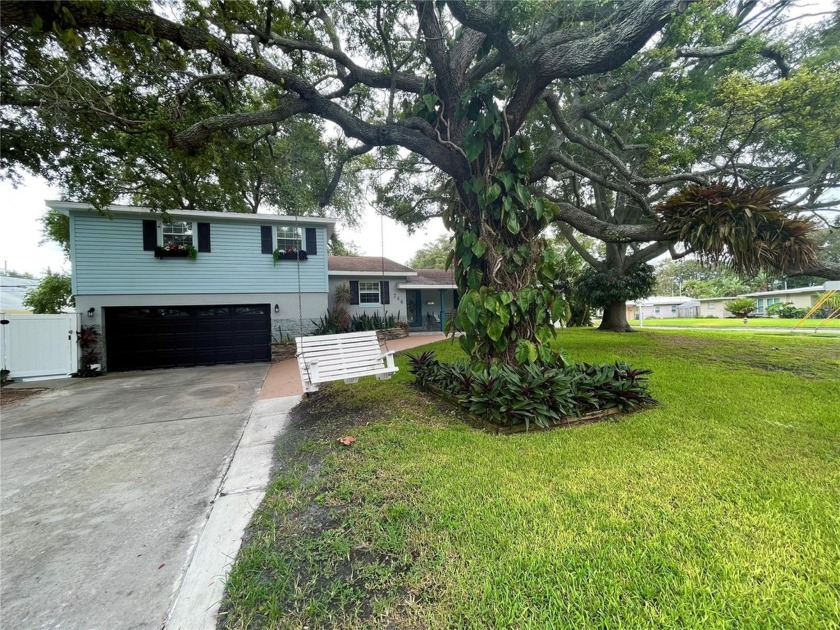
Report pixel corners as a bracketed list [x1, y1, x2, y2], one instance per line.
[406, 290, 423, 327]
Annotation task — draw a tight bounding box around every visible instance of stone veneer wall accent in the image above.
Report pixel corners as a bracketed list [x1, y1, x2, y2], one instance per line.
[272, 318, 317, 342]
[377, 327, 409, 341]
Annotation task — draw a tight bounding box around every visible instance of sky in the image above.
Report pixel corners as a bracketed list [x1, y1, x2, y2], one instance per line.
[0, 174, 449, 278]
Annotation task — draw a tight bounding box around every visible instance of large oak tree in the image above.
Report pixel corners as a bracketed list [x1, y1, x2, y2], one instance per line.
[2, 0, 838, 361]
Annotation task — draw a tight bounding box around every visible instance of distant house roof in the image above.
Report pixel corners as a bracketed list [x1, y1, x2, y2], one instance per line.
[0, 275, 39, 313]
[741, 285, 824, 298]
[328, 256, 417, 277]
[626, 295, 688, 306]
[399, 268, 456, 289]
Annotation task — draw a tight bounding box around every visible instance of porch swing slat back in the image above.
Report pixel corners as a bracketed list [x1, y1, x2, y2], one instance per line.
[295, 330, 398, 393]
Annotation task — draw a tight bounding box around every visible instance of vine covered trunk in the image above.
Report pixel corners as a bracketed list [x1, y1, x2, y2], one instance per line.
[432, 84, 569, 366]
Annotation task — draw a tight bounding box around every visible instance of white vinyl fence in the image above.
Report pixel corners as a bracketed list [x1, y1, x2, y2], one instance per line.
[0, 313, 79, 380]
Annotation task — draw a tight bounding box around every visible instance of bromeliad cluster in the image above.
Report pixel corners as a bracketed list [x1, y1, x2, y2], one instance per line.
[408, 351, 655, 431]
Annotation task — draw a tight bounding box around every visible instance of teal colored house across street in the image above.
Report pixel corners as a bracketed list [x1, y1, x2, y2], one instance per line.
[54, 202, 457, 372]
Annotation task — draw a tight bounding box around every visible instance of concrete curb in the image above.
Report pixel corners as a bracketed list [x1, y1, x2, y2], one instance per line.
[165, 395, 301, 629]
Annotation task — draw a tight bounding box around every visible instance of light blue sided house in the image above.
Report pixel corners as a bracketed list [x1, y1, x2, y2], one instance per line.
[52, 201, 335, 372]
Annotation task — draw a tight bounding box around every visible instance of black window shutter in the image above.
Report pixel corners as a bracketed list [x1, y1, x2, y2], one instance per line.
[380, 281, 390, 304]
[305, 228, 317, 255]
[142, 220, 157, 251]
[260, 226, 273, 254]
[197, 222, 211, 253]
[349, 280, 360, 305]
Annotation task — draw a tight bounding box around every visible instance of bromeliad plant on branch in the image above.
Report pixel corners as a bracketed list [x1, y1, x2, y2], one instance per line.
[656, 184, 821, 277]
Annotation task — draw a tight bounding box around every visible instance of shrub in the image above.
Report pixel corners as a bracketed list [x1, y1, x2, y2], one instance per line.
[724, 297, 757, 318]
[407, 351, 655, 431]
[311, 310, 397, 335]
[767, 302, 799, 319]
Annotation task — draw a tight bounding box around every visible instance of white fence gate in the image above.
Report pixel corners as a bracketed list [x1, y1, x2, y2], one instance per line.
[0, 313, 79, 380]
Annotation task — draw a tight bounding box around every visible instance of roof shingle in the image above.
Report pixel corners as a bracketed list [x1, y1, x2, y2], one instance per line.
[328, 256, 415, 274]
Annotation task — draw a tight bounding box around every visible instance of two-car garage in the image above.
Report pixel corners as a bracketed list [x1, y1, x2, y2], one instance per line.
[104, 304, 271, 372]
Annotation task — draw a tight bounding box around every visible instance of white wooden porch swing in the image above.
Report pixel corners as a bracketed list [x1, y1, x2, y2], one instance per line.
[291, 214, 398, 393]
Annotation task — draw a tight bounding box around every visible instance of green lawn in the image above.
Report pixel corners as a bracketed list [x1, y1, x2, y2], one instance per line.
[629, 317, 840, 328]
[222, 330, 840, 629]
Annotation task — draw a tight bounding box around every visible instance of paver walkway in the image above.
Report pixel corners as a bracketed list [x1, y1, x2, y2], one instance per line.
[260, 333, 448, 399]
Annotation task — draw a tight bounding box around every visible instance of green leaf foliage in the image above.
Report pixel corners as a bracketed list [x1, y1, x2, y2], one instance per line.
[407, 351, 655, 431]
[574, 264, 656, 310]
[22, 273, 74, 314]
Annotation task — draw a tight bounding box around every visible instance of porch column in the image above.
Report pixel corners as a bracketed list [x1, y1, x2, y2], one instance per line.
[439, 289, 445, 332]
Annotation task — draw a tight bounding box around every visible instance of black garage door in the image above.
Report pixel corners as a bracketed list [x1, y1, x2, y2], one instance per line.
[105, 305, 271, 371]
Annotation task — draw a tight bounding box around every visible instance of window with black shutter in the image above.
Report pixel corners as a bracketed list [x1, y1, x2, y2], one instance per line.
[142, 220, 157, 251]
[305, 228, 317, 255]
[260, 226, 273, 254]
[349, 280, 360, 305]
[197, 223, 211, 253]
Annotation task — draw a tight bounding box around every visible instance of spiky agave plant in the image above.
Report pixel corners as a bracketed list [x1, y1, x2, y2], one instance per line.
[657, 184, 820, 276]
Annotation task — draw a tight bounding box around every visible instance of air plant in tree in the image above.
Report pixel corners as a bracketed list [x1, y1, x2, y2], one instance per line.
[657, 184, 820, 276]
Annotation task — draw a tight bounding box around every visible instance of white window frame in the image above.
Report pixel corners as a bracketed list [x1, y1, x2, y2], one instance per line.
[159, 220, 196, 248]
[358, 281, 381, 306]
[275, 226, 303, 253]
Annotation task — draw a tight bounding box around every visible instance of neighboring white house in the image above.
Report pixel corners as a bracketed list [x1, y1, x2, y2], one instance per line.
[626, 296, 687, 320]
[0, 275, 39, 315]
[740, 286, 825, 315]
[630, 285, 828, 319]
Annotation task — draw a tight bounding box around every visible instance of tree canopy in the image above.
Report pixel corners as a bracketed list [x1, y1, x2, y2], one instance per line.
[408, 234, 453, 269]
[22, 273, 74, 313]
[3, 0, 838, 360]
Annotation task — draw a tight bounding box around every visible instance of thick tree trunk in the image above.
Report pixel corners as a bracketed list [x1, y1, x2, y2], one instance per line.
[598, 300, 632, 332]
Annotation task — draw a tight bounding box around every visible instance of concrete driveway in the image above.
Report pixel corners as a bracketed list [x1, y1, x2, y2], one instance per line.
[0, 363, 269, 630]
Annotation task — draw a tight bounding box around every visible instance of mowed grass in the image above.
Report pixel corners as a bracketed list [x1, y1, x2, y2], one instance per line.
[629, 317, 840, 328]
[222, 330, 840, 629]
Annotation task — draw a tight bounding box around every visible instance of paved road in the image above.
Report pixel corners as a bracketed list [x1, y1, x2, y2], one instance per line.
[0, 363, 268, 630]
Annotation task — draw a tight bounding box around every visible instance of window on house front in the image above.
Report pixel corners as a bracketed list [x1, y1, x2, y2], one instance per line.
[162, 220, 194, 247]
[671, 305, 677, 314]
[654, 306, 661, 314]
[359, 281, 380, 304]
[276, 226, 302, 253]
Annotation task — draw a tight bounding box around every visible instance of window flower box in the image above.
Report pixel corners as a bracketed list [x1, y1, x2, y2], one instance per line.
[155, 244, 197, 259]
[273, 249, 308, 262]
